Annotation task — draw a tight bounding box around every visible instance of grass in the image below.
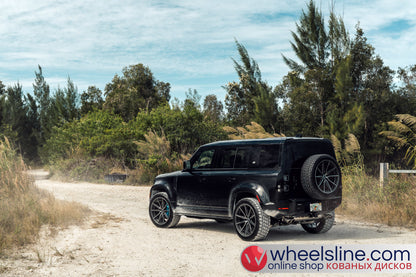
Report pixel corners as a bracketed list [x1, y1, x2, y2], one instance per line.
[0, 138, 90, 254]
[338, 164, 416, 228]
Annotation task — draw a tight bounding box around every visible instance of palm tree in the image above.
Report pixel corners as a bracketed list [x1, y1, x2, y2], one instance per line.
[380, 114, 416, 168]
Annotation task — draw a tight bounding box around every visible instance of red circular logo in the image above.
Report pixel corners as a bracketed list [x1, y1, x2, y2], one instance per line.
[241, 245, 268, 272]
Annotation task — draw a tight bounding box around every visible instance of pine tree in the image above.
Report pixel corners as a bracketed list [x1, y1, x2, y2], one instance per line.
[33, 65, 52, 142]
[224, 40, 276, 127]
[282, 1, 350, 132]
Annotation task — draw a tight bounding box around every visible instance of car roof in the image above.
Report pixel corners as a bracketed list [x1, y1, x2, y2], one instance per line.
[201, 137, 328, 147]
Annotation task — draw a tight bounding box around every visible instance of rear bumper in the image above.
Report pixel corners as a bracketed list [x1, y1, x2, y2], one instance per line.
[263, 197, 342, 218]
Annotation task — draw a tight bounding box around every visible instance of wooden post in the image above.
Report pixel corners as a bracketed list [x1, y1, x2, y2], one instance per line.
[380, 163, 389, 187]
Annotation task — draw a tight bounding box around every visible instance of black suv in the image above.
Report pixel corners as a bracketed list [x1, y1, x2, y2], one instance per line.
[149, 137, 342, 241]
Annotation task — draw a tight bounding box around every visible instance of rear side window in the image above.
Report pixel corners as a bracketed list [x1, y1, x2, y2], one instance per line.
[257, 145, 281, 169]
[216, 148, 236, 168]
[234, 148, 254, 168]
[219, 144, 281, 170]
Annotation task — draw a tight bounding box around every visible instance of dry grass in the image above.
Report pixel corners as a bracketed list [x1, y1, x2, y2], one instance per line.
[0, 138, 90, 253]
[338, 165, 416, 228]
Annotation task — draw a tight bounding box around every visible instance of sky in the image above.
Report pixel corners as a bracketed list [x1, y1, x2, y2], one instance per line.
[1, 0, 416, 103]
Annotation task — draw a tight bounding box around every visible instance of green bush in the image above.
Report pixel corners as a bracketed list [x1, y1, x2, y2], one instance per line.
[43, 110, 141, 165]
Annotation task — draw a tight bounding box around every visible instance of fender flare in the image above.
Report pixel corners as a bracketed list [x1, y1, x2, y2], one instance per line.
[150, 183, 176, 206]
[228, 183, 270, 217]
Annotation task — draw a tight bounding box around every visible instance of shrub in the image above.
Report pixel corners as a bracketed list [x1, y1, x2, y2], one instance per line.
[339, 164, 416, 228]
[130, 131, 190, 184]
[0, 138, 89, 253]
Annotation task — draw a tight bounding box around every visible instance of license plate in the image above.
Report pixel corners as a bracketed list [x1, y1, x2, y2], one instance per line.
[310, 203, 322, 212]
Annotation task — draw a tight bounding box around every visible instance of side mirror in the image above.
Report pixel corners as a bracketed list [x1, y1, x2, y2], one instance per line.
[183, 160, 191, 171]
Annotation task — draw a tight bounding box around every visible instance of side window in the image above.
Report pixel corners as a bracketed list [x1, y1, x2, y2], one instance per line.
[234, 148, 256, 169]
[258, 145, 281, 169]
[216, 148, 236, 168]
[192, 149, 215, 169]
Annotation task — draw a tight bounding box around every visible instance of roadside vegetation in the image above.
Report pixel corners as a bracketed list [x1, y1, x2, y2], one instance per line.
[0, 139, 89, 253]
[340, 165, 416, 228]
[1, 0, 416, 229]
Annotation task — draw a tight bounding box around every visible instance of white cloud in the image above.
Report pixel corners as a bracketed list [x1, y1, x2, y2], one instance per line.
[0, 0, 415, 102]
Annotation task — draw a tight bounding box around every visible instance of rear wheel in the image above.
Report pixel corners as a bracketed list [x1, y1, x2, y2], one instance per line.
[149, 192, 180, 228]
[301, 211, 335, 234]
[233, 198, 270, 241]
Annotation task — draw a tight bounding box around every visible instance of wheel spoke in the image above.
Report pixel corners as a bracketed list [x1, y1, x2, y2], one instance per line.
[315, 160, 339, 194]
[235, 203, 256, 237]
[151, 197, 171, 225]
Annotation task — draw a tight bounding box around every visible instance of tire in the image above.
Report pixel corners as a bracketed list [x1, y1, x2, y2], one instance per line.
[233, 198, 270, 241]
[301, 154, 341, 200]
[149, 192, 180, 228]
[301, 211, 335, 234]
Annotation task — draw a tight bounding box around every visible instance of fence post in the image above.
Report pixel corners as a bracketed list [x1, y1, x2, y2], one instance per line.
[380, 163, 389, 187]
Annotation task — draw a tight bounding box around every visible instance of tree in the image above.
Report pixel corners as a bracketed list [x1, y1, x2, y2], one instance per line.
[80, 86, 104, 115]
[33, 65, 52, 142]
[278, 71, 321, 136]
[395, 65, 416, 114]
[0, 81, 5, 127]
[65, 78, 80, 121]
[1, 84, 36, 158]
[104, 63, 170, 121]
[50, 78, 80, 125]
[282, 0, 350, 131]
[253, 84, 279, 132]
[203, 94, 224, 122]
[0, 81, 5, 95]
[380, 114, 416, 168]
[224, 40, 274, 126]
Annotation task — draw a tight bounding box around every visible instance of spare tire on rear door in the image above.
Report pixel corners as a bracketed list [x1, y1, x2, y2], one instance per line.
[301, 154, 341, 200]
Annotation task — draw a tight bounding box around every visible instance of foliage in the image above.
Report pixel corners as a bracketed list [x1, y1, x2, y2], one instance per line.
[104, 63, 170, 122]
[43, 110, 138, 164]
[224, 122, 283, 140]
[339, 165, 416, 228]
[33, 65, 51, 143]
[133, 102, 227, 154]
[80, 86, 104, 115]
[0, 138, 88, 252]
[330, 133, 362, 166]
[380, 114, 416, 168]
[203, 94, 224, 122]
[49, 155, 123, 183]
[132, 131, 190, 184]
[224, 40, 280, 130]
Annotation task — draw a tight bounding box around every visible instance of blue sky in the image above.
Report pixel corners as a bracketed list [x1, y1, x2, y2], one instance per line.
[1, 0, 416, 103]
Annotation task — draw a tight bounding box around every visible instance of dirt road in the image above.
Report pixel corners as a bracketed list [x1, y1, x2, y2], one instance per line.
[3, 170, 416, 276]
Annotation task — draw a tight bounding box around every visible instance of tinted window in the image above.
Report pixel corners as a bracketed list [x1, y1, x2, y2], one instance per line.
[234, 145, 281, 169]
[193, 149, 215, 169]
[216, 148, 236, 168]
[258, 145, 281, 169]
[234, 148, 255, 168]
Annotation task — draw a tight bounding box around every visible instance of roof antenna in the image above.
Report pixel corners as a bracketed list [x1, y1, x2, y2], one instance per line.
[295, 134, 303, 138]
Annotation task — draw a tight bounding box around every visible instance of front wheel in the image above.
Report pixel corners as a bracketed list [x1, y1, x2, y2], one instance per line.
[233, 198, 270, 241]
[301, 211, 335, 234]
[149, 192, 180, 228]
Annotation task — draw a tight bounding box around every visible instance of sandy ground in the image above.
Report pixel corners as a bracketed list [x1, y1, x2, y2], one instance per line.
[2, 170, 416, 276]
